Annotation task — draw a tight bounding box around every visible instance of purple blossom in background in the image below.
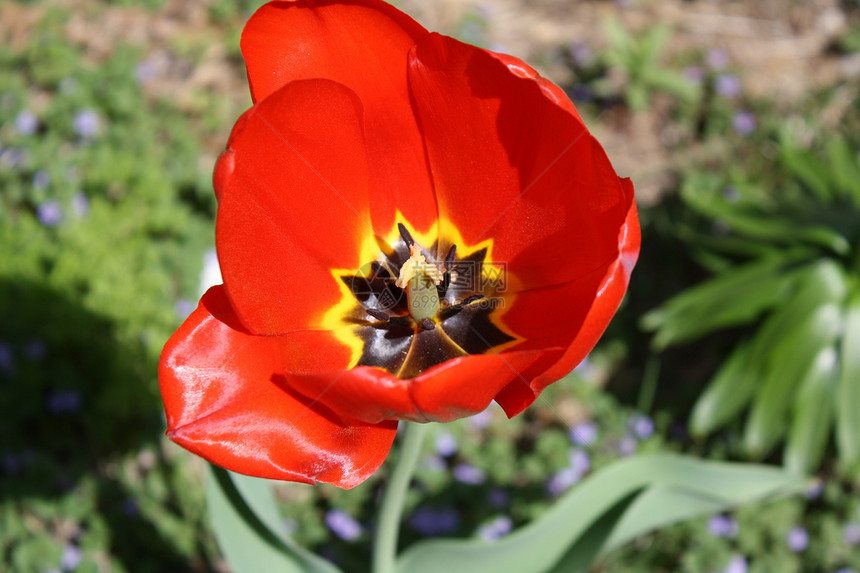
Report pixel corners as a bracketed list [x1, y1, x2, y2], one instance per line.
[568, 41, 593, 67]
[173, 299, 195, 320]
[618, 435, 637, 457]
[0, 342, 14, 373]
[73, 109, 100, 138]
[715, 74, 742, 98]
[0, 147, 28, 170]
[844, 523, 860, 546]
[434, 432, 458, 457]
[15, 110, 38, 135]
[707, 47, 730, 70]
[325, 509, 363, 541]
[708, 514, 739, 538]
[722, 185, 742, 203]
[23, 340, 46, 360]
[628, 413, 654, 440]
[453, 464, 486, 485]
[720, 554, 748, 573]
[682, 65, 704, 85]
[732, 111, 757, 136]
[71, 191, 89, 218]
[120, 498, 140, 517]
[60, 544, 81, 571]
[33, 169, 50, 189]
[569, 448, 590, 475]
[569, 420, 598, 446]
[568, 83, 592, 103]
[135, 59, 157, 84]
[804, 479, 824, 499]
[408, 507, 460, 536]
[423, 454, 447, 472]
[833, 569, 858, 573]
[487, 487, 509, 509]
[47, 389, 82, 414]
[37, 200, 63, 227]
[786, 525, 809, 552]
[477, 515, 513, 542]
[469, 406, 493, 430]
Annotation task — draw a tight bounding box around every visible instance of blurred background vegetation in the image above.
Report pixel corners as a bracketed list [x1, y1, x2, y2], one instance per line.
[1, 0, 858, 572]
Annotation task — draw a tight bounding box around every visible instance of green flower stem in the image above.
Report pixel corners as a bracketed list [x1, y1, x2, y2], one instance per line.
[372, 421, 428, 573]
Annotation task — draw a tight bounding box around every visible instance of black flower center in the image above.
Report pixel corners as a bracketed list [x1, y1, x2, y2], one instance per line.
[339, 223, 515, 378]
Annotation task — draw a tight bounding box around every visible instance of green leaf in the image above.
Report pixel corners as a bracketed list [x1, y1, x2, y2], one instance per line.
[396, 455, 806, 573]
[784, 345, 839, 474]
[642, 257, 806, 349]
[744, 291, 844, 457]
[206, 466, 341, 573]
[690, 340, 758, 436]
[837, 292, 860, 472]
[779, 137, 832, 201]
[826, 136, 860, 202]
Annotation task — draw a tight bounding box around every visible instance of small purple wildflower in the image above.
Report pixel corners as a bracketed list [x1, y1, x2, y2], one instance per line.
[628, 413, 654, 440]
[786, 525, 809, 553]
[487, 487, 509, 509]
[707, 514, 739, 538]
[477, 515, 513, 542]
[70, 191, 89, 218]
[833, 569, 858, 573]
[15, 110, 38, 135]
[434, 432, 458, 457]
[423, 454, 447, 472]
[706, 48, 730, 70]
[47, 389, 82, 414]
[0, 342, 14, 373]
[33, 169, 50, 189]
[844, 523, 860, 546]
[174, 299, 195, 320]
[453, 463, 486, 485]
[469, 406, 493, 430]
[60, 544, 82, 571]
[682, 65, 704, 85]
[135, 59, 157, 84]
[546, 467, 579, 496]
[569, 448, 591, 475]
[37, 200, 63, 227]
[568, 83, 592, 103]
[568, 41, 593, 67]
[120, 498, 140, 517]
[73, 109, 100, 138]
[732, 111, 757, 136]
[408, 507, 460, 536]
[715, 74, 742, 98]
[722, 185, 742, 203]
[325, 509, 363, 541]
[720, 554, 748, 573]
[569, 420, 598, 446]
[0, 148, 28, 169]
[24, 340, 46, 360]
[618, 435, 637, 457]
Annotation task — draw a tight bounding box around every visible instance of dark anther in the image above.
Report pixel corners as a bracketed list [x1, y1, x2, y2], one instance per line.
[444, 244, 457, 270]
[366, 308, 391, 322]
[398, 222, 415, 247]
[461, 294, 485, 305]
[371, 261, 392, 279]
[420, 318, 436, 331]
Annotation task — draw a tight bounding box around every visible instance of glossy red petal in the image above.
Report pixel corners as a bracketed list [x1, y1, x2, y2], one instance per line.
[242, 0, 436, 233]
[216, 79, 372, 335]
[495, 180, 640, 417]
[408, 34, 630, 290]
[159, 286, 397, 489]
[287, 349, 557, 424]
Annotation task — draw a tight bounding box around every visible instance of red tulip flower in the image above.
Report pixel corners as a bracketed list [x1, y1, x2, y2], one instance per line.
[159, 0, 639, 489]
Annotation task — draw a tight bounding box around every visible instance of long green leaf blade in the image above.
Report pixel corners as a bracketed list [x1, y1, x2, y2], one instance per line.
[837, 292, 860, 472]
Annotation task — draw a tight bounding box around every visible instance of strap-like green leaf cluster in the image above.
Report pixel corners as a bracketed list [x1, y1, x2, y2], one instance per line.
[643, 133, 860, 477]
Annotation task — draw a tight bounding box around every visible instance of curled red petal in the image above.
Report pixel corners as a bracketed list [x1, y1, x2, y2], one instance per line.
[495, 180, 640, 417]
[242, 0, 437, 233]
[216, 79, 373, 335]
[159, 286, 397, 489]
[287, 349, 559, 424]
[407, 34, 630, 290]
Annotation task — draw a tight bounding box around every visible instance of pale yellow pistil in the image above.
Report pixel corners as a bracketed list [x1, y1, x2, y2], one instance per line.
[395, 244, 443, 322]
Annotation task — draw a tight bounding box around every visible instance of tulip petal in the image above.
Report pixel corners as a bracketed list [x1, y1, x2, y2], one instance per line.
[241, 0, 437, 233]
[159, 286, 397, 489]
[495, 182, 640, 416]
[286, 348, 558, 424]
[407, 34, 631, 290]
[216, 79, 373, 335]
